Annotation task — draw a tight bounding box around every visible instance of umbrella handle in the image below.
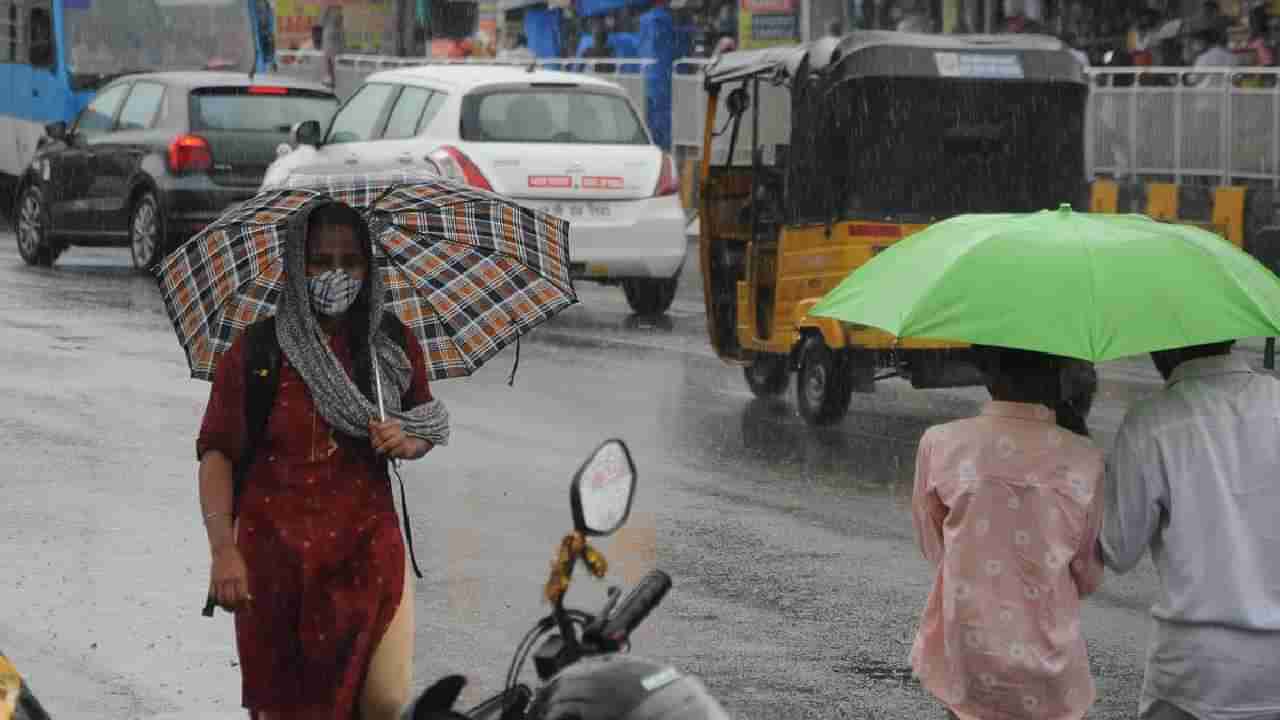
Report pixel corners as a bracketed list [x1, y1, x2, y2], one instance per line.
[374, 354, 386, 422]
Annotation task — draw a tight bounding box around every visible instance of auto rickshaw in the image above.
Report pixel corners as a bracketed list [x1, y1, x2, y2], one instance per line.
[696, 31, 1090, 425]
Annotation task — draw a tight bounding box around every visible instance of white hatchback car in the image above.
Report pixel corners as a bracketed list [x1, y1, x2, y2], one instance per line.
[262, 65, 687, 315]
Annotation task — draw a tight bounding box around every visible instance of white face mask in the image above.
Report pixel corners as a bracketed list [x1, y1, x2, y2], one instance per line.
[307, 269, 363, 316]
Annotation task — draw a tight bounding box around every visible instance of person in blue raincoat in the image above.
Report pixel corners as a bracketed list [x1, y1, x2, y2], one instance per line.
[638, 0, 675, 150]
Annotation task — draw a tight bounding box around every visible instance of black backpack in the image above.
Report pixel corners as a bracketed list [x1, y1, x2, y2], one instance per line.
[234, 314, 424, 579]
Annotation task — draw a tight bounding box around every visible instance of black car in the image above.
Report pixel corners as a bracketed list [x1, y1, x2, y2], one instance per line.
[13, 72, 339, 270]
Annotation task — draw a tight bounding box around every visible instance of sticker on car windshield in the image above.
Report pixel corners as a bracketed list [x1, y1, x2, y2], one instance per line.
[934, 52, 1024, 79]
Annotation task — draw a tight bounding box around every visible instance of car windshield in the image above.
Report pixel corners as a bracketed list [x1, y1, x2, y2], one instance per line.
[460, 89, 650, 145]
[65, 0, 255, 87]
[190, 88, 338, 133]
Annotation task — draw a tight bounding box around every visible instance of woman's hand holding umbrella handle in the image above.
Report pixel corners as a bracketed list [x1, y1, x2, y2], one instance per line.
[369, 419, 433, 460]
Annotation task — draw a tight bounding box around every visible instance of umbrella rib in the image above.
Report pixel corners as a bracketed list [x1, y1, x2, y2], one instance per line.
[1079, 216, 1102, 361]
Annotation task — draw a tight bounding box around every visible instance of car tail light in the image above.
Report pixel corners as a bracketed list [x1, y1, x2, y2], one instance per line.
[429, 146, 492, 191]
[248, 85, 289, 95]
[168, 134, 213, 174]
[653, 152, 679, 197]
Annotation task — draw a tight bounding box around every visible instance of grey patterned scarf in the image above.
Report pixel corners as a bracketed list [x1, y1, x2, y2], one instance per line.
[274, 198, 450, 447]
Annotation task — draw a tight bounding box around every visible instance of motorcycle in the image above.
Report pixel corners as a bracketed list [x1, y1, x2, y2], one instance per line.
[401, 439, 731, 720]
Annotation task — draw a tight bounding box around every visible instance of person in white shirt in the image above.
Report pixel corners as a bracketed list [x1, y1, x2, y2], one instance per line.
[1101, 340, 1280, 720]
[1185, 23, 1236, 85]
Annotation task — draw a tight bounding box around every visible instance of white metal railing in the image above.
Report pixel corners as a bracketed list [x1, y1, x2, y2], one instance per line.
[271, 48, 330, 86]
[1086, 67, 1280, 188]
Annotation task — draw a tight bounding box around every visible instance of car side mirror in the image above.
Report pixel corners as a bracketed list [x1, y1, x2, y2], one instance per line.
[290, 119, 322, 148]
[44, 121, 67, 142]
[570, 439, 636, 537]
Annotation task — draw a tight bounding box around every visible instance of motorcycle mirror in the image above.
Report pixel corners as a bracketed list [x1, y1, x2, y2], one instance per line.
[570, 439, 636, 537]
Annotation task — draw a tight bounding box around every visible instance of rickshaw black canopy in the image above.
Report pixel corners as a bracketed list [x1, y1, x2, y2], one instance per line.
[703, 32, 1091, 226]
[701, 32, 1086, 90]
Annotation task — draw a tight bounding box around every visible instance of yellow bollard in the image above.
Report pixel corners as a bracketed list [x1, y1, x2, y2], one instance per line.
[1145, 183, 1179, 222]
[1212, 186, 1246, 248]
[1090, 179, 1119, 214]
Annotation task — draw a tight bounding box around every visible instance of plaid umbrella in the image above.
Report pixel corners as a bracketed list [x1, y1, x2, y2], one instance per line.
[157, 173, 577, 382]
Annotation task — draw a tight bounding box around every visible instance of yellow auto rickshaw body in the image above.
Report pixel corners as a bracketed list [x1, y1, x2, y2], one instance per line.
[697, 32, 1091, 424]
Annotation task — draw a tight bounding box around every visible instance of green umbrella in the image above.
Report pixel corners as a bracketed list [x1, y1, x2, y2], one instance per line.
[808, 204, 1280, 362]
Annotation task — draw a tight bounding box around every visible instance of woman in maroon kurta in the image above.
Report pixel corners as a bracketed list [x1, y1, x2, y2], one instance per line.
[197, 205, 436, 719]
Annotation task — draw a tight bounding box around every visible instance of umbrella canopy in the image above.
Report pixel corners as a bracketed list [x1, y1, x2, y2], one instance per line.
[158, 174, 577, 381]
[809, 205, 1280, 362]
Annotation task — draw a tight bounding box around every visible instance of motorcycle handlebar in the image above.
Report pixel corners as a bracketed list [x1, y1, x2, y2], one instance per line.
[600, 569, 671, 645]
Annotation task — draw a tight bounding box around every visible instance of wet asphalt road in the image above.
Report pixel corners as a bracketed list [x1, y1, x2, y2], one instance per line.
[2, 231, 1254, 719]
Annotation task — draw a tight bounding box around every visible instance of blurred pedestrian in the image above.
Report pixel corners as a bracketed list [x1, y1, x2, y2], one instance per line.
[320, 6, 344, 88]
[1101, 341, 1280, 720]
[1184, 21, 1235, 89]
[910, 345, 1104, 720]
[498, 28, 535, 62]
[198, 201, 448, 720]
[709, 34, 735, 60]
[1247, 5, 1274, 67]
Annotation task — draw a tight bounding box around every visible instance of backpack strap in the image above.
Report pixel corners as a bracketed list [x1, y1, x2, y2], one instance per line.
[234, 317, 281, 518]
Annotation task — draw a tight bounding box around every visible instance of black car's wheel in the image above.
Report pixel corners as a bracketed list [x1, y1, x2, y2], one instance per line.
[796, 337, 854, 426]
[130, 191, 164, 271]
[622, 276, 678, 316]
[744, 353, 789, 397]
[15, 185, 59, 267]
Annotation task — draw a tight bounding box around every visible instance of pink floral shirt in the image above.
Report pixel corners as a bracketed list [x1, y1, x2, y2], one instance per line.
[910, 402, 1105, 720]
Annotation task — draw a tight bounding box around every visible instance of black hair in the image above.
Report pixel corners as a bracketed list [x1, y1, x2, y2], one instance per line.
[1251, 6, 1269, 37]
[1150, 341, 1235, 381]
[1056, 360, 1098, 437]
[1196, 24, 1227, 47]
[306, 202, 373, 260]
[974, 345, 1095, 436]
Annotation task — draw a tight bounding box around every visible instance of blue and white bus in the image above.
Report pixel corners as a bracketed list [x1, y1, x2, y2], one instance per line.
[1, 0, 275, 206]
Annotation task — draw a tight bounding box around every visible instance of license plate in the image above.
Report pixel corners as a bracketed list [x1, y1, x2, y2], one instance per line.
[532, 202, 612, 220]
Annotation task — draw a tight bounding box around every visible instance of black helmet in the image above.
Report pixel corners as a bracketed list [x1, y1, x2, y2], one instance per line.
[528, 656, 730, 720]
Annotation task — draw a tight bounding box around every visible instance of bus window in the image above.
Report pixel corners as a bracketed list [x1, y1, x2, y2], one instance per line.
[4, 2, 18, 63]
[28, 6, 53, 68]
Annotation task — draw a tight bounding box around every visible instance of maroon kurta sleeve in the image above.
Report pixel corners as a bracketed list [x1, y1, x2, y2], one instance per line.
[400, 330, 434, 407]
[196, 334, 248, 463]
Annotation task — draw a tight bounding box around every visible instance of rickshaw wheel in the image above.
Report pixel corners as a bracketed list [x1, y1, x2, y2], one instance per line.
[796, 337, 853, 426]
[743, 353, 789, 397]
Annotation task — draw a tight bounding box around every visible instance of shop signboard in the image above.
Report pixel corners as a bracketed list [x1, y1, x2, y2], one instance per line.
[274, 0, 395, 53]
[738, 0, 797, 48]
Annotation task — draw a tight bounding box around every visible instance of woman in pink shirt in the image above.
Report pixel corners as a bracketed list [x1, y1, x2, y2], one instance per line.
[910, 346, 1105, 720]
